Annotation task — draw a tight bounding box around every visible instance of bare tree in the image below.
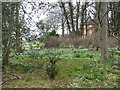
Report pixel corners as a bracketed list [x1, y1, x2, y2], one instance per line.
[68, 1, 75, 32]
[61, 11, 65, 37]
[80, 3, 85, 36]
[76, 1, 80, 35]
[60, 2, 71, 34]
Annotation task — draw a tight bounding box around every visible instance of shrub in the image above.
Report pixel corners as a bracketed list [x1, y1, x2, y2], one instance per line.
[48, 30, 59, 37]
[45, 36, 60, 48]
[21, 65, 30, 73]
[59, 37, 72, 48]
[59, 36, 94, 48]
[44, 35, 118, 49]
[45, 53, 59, 80]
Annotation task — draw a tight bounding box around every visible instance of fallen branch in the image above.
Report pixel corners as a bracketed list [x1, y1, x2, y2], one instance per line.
[1, 70, 42, 85]
[110, 34, 120, 41]
[2, 72, 20, 79]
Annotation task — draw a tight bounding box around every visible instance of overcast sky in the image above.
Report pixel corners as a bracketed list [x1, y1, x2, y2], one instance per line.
[21, 0, 116, 37]
[22, 1, 65, 36]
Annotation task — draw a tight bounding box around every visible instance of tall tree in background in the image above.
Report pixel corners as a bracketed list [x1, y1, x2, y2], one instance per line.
[109, 2, 119, 36]
[61, 11, 65, 37]
[60, 2, 71, 34]
[80, 3, 85, 36]
[76, 1, 80, 35]
[15, 3, 22, 53]
[68, 1, 75, 32]
[84, 2, 89, 36]
[0, 2, 2, 64]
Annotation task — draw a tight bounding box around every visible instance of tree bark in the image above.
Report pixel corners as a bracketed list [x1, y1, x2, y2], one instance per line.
[15, 3, 22, 53]
[99, 2, 109, 60]
[80, 3, 85, 36]
[3, 3, 15, 66]
[84, 2, 88, 37]
[94, 2, 100, 51]
[61, 14, 65, 37]
[68, 2, 75, 32]
[76, 1, 80, 35]
[60, 2, 71, 34]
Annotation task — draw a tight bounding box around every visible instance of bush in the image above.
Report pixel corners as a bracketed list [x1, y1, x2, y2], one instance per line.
[59, 36, 94, 48]
[21, 65, 30, 73]
[59, 37, 72, 48]
[45, 53, 59, 80]
[48, 30, 59, 37]
[45, 36, 60, 48]
[45, 35, 118, 49]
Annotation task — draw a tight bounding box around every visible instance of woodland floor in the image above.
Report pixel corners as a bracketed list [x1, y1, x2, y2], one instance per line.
[2, 48, 120, 88]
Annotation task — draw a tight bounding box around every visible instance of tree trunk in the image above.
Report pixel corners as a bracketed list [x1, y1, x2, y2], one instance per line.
[84, 2, 88, 37]
[76, 1, 80, 35]
[3, 3, 15, 66]
[68, 2, 75, 32]
[80, 3, 85, 36]
[0, 2, 2, 72]
[60, 2, 71, 34]
[94, 2, 100, 51]
[99, 2, 109, 60]
[15, 3, 22, 53]
[61, 14, 65, 37]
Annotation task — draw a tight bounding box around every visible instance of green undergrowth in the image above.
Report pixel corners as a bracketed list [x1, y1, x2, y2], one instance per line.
[3, 48, 119, 88]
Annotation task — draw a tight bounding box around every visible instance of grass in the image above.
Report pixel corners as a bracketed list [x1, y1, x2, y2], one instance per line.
[3, 48, 119, 88]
